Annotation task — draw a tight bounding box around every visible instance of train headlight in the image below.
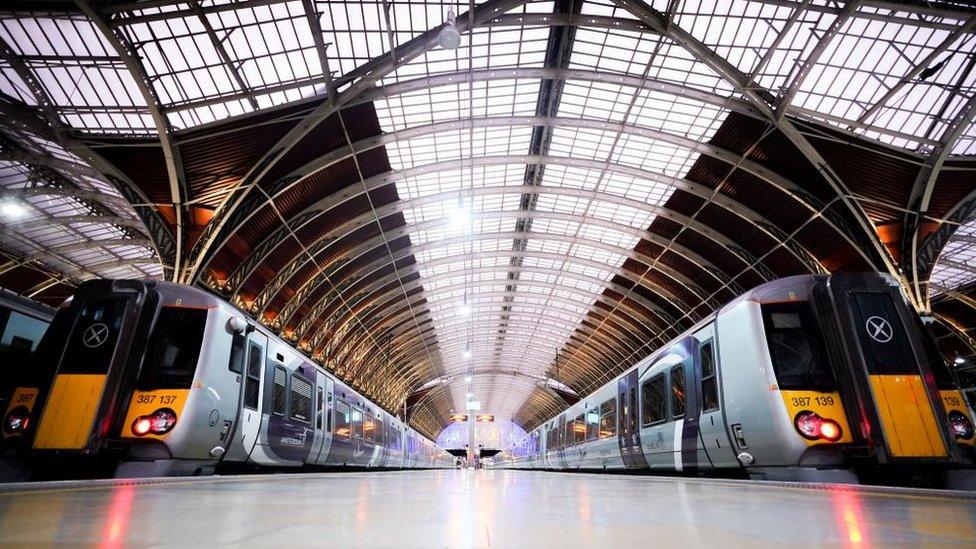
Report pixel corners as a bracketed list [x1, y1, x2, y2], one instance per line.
[2, 406, 30, 434]
[948, 411, 974, 440]
[794, 411, 842, 442]
[131, 408, 177, 436]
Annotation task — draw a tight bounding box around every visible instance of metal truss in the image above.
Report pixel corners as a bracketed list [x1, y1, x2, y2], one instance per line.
[78, 0, 188, 280]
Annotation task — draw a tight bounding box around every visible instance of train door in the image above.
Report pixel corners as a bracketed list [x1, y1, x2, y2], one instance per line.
[31, 282, 152, 453]
[818, 275, 952, 462]
[618, 369, 648, 469]
[694, 325, 737, 468]
[235, 331, 267, 461]
[310, 376, 333, 464]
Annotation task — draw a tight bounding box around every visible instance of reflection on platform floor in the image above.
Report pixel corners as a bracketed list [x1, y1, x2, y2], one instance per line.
[1, 470, 975, 547]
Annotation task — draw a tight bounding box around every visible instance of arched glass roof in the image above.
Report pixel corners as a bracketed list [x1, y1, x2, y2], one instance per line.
[0, 0, 974, 436]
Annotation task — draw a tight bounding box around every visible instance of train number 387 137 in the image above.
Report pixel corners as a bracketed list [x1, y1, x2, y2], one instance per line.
[136, 394, 178, 405]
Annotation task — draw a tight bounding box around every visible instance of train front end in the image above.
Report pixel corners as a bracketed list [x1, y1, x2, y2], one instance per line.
[1, 279, 218, 477]
[739, 273, 975, 486]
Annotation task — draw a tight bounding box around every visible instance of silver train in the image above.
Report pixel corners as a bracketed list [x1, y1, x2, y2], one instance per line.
[1, 280, 453, 477]
[491, 273, 976, 486]
[0, 289, 54, 415]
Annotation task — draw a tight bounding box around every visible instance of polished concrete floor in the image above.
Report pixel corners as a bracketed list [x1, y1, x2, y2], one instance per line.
[1, 470, 975, 547]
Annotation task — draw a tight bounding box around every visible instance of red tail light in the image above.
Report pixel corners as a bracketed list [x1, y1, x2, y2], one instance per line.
[131, 408, 177, 436]
[794, 411, 843, 442]
[948, 411, 974, 440]
[2, 406, 30, 434]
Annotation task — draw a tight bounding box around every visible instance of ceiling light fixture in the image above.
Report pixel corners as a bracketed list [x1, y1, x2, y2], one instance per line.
[438, 7, 461, 50]
[0, 201, 27, 219]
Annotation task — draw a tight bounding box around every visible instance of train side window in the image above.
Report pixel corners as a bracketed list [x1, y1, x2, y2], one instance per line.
[272, 366, 287, 416]
[243, 342, 262, 410]
[564, 419, 574, 447]
[290, 374, 312, 423]
[335, 400, 351, 437]
[641, 374, 666, 425]
[585, 408, 599, 441]
[574, 414, 585, 445]
[316, 387, 324, 430]
[376, 419, 384, 446]
[363, 414, 375, 443]
[599, 398, 616, 438]
[700, 341, 719, 412]
[327, 394, 333, 432]
[671, 366, 686, 418]
[228, 332, 246, 374]
[352, 407, 364, 439]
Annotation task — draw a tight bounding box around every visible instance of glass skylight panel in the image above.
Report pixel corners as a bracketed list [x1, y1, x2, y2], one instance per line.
[0, 13, 153, 134]
[627, 89, 728, 142]
[120, 1, 323, 128]
[557, 80, 634, 121]
[547, 126, 617, 160]
[376, 79, 541, 133]
[789, 6, 976, 151]
[381, 23, 550, 84]
[612, 132, 700, 178]
[929, 219, 976, 294]
[675, 0, 792, 78]
[570, 27, 662, 76]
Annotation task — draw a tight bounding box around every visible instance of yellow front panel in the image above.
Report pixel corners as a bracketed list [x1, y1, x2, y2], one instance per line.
[2, 387, 39, 439]
[940, 390, 975, 446]
[868, 375, 946, 458]
[32, 374, 107, 450]
[780, 390, 854, 444]
[121, 389, 189, 440]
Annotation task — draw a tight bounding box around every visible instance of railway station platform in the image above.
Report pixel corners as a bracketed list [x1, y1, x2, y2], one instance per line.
[1, 470, 974, 547]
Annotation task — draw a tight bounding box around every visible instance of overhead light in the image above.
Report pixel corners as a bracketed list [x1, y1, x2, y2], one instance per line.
[955, 356, 967, 365]
[448, 196, 469, 231]
[0, 201, 27, 219]
[465, 375, 473, 383]
[438, 7, 461, 50]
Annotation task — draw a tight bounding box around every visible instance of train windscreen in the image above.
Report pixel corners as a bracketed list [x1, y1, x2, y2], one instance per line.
[762, 302, 836, 390]
[136, 307, 206, 390]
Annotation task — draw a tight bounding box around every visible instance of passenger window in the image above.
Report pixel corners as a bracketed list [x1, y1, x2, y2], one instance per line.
[1, 310, 47, 356]
[316, 387, 324, 430]
[243, 342, 262, 410]
[641, 374, 666, 425]
[585, 408, 599, 441]
[290, 374, 312, 423]
[272, 366, 287, 415]
[564, 419, 573, 447]
[375, 419, 383, 446]
[228, 332, 245, 374]
[629, 386, 638, 430]
[599, 398, 616, 438]
[574, 414, 585, 445]
[364, 414, 375, 442]
[671, 366, 686, 418]
[700, 341, 719, 412]
[352, 407, 364, 439]
[335, 400, 351, 437]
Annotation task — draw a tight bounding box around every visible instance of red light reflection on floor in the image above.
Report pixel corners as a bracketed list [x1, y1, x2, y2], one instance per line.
[832, 490, 869, 547]
[100, 485, 134, 549]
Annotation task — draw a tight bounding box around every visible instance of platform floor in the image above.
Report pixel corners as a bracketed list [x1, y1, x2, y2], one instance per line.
[1, 470, 975, 547]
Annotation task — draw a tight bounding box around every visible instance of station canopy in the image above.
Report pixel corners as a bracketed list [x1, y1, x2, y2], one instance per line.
[1, 0, 975, 437]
